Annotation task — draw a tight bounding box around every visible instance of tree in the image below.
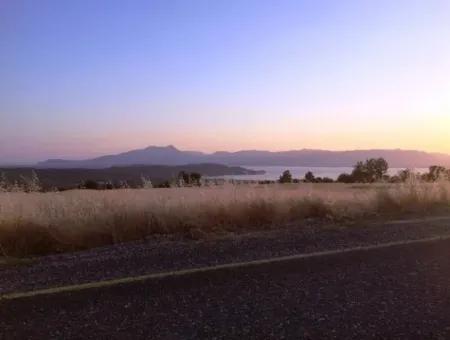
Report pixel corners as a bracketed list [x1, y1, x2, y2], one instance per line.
[20, 170, 41, 192]
[304, 171, 315, 183]
[350, 161, 368, 182]
[350, 158, 389, 183]
[190, 172, 202, 186]
[279, 170, 293, 183]
[366, 158, 388, 182]
[427, 165, 447, 182]
[398, 169, 413, 182]
[178, 171, 190, 186]
[178, 171, 202, 186]
[0, 172, 8, 192]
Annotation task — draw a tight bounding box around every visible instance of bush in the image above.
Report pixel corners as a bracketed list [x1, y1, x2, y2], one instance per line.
[83, 180, 99, 190]
[141, 175, 153, 189]
[337, 173, 354, 183]
[155, 181, 171, 188]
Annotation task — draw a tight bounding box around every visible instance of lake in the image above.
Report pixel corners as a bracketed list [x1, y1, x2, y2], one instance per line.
[211, 166, 429, 181]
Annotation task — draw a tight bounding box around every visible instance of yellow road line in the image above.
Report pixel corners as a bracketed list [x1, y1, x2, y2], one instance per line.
[387, 216, 450, 225]
[2, 235, 450, 302]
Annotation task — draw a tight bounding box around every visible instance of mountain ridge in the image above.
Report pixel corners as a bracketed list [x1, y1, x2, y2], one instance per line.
[36, 145, 450, 169]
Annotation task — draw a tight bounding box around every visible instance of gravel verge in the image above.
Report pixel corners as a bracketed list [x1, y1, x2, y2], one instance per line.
[1, 215, 450, 295]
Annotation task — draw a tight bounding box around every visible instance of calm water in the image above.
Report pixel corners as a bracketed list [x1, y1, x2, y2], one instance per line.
[212, 166, 428, 181]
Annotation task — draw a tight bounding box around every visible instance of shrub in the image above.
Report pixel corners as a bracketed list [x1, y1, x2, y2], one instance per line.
[337, 173, 354, 183]
[83, 180, 99, 190]
[141, 175, 153, 189]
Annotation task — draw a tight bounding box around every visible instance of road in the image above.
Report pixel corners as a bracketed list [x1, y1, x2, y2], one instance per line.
[1, 237, 450, 339]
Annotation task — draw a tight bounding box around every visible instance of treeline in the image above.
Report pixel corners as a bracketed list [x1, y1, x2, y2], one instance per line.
[392, 166, 450, 183]
[279, 170, 334, 184]
[76, 171, 203, 190]
[338, 160, 450, 183]
[0, 164, 248, 192]
[2, 159, 450, 192]
[0, 170, 205, 192]
[0, 171, 42, 192]
[278, 158, 450, 184]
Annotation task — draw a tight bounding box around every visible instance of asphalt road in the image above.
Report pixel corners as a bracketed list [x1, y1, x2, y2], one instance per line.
[3, 216, 450, 295]
[2, 237, 450, 339]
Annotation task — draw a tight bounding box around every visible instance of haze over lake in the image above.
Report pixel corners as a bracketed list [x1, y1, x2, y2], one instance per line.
[210, 166, 429, 181]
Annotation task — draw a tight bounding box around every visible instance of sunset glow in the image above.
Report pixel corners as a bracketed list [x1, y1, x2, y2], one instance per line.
[1, 0, 450, 162]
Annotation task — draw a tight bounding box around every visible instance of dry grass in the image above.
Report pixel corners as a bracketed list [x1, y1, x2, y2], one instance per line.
[1, 182, 449, 257]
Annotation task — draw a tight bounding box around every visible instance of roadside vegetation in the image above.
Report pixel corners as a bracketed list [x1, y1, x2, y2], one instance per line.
[1, 159, 450, 257]
[1, 158, 449, 192]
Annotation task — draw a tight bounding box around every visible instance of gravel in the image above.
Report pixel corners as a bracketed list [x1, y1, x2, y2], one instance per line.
[1, 216, 450, 295]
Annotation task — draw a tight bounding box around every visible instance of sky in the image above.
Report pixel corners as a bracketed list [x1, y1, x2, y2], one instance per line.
[1, 0, 450, 163]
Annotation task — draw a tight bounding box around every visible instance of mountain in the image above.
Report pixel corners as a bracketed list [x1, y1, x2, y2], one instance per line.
[38, 145, 201, 168]
[209, 149, 450, 168]
[36, 145, 450, 169]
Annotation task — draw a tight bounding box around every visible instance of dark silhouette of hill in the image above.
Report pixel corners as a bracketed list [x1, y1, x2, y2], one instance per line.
[0, 164, 263, 190]
[36, 145, 450, 169]
[37, 146, 200, 168]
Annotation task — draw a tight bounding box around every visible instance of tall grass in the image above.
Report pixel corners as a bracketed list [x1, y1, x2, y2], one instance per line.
[0, 182, 449, 257]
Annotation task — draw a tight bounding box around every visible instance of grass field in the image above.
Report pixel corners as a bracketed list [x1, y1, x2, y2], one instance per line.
[1, 182, 450, 257]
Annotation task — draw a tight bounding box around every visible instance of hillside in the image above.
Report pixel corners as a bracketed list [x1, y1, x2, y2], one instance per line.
[0, 164, 263, 190]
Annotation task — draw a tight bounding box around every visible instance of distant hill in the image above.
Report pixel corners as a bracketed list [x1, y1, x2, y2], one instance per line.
[37, 145, 200, 168]
[36, 145, 450, 169]
[209, 149, 450, 168]
[0, 164, 263, 190]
